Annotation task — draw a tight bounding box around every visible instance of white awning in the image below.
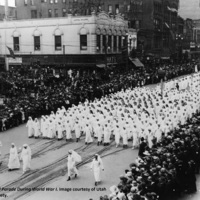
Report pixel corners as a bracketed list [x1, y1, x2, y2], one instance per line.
[129, 57, 144, 67]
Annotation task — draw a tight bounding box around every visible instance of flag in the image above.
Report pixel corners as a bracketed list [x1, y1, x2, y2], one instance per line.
[6, 46, 15, 59]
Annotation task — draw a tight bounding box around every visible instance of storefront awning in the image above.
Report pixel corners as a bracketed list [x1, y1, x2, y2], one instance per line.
[161, 57, 170, 60]
[96, 64, 106, 68]
[129, 57, 144, 67]
[96, 63, 117, 68]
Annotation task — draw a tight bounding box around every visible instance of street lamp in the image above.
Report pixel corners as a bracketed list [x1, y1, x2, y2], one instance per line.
[122, 33, 129, 68]
[176, 34, 184, 62]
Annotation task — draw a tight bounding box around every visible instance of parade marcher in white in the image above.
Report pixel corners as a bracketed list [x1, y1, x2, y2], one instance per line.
[20, 144, 32, 174]
[85, 124, 93, 145]
[57, 121, 63, 141]
[65, 120, 72, 141]
[26, 117, 34, 138]
[74, 121, 81, 142]
[40, 116, 46, 138]
[67, 150, 82, 181]
[33, 118, 40, 138]
[8, 143, 20, 171]
[90, 154, 104, 186]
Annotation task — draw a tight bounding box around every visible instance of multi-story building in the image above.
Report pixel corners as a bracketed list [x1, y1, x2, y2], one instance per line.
[191, 19, 200, 58]
[14, 0, 180, 57]
[139, 0, 179, 57]
[182, 18, 193, 50]
[0, 5, 16, 21]
[0, 11, 128, 69]
[16, 0, 105, 19]
[95, 0, 180, 58]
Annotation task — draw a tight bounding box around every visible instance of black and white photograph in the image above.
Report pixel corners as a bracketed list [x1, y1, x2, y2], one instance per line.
[0, 0, 200, 200]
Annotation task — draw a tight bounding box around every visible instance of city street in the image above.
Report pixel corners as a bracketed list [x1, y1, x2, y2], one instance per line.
[0, 120, 200, 200]
[0, 122, 138, 200]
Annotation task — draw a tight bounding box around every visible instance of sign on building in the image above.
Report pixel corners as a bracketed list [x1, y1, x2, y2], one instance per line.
[7, 57, 22, 64]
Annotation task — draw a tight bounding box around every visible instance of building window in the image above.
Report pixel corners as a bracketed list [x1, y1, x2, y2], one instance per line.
[54, 0, 58, 3]
[119, 36, 122, 50]
[108, 5, 112, 13]
[55, 36, 62, 50]
[31, 10, 37, 18]
[24, 0, 28, 6]
[50, 0, 53, 4]
[62, 8, 67, 16]
[102, 35, 106, 52]
[54, 9, 58, 17]
[34, 36, 40, 51]
[80, 35, 87, 50]
[13, 37, 19, 51]
[30, 0, 34, 5]
[48, 9, 52, 17]
[63, 0, 66, 3]
[108, 35, 112, 52]
[114, 36, 117, 52]
[115, 4, 119, 14]
[97, 35, 101, 52]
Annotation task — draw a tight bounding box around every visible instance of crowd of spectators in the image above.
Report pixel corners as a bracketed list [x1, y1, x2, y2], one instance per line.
[98, 114, 200, 200]
[0, 61, 198, 132]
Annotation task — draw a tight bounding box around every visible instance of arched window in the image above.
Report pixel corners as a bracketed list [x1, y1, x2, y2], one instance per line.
[33, 29, 42, 51]
[12, 30, 21, 51]
[54, 28, 63, 51]
[79, 28, 89, 51]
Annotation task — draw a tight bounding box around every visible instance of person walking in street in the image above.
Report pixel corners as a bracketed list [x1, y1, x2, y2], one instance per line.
[20, 144, 32, 174]
[26, 117, 34, 138]
[90, 154, 104, 186]
[8, 143, 20, 171]
[67, 149, 82, 181]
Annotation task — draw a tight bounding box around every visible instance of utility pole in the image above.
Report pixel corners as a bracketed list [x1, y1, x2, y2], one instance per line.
[104, 37, 108, 68]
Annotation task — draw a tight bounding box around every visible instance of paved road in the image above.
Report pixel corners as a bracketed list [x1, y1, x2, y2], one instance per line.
[0, 124, 138, 200]
[1, 123, 200, 200]
[0, 74, 200, 200]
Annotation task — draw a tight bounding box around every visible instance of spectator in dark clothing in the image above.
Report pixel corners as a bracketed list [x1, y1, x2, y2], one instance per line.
[138, 137, 147, 158]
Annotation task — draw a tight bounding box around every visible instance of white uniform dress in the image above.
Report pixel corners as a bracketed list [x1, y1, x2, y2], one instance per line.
[8, 144, 20, 170]
[90, 155, 104, 183]
[20, 145, 31, 173]
[26, 118, 34, 137]
[67, 150, 81, 178]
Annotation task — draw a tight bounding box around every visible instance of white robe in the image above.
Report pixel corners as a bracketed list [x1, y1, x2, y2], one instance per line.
[26, 120, 34, 137]
[96, 125, 103, 142]
[114, 126, 120, 145]
[8, 146, 20, 169]
[33, 121, 40, 137]
[85, 126, 93, 143]
[74, 123, 81, 139]
[20, 146, 31, 173]
[40, 118, 46, 137]
[65, 121, 72, 140]
[57, 123, 63, 139]
[103, 126, 111, 143]
[90, 157, 104, 182]
[67, 154, 78, 177]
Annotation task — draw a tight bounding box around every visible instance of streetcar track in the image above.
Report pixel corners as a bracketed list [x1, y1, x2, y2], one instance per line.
[1, 141, 115, 200]
[0, 132, 127, 200]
